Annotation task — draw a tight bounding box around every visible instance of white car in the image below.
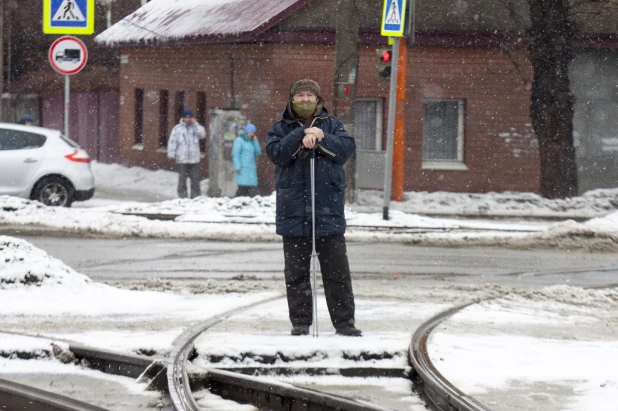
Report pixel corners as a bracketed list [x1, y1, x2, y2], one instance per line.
[0, 123, 95, 207]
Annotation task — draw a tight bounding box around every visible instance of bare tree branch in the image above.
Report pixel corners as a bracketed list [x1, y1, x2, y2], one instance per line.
[500, 44, 532, 86]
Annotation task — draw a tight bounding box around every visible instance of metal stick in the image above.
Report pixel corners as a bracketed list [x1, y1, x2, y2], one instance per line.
[64, 75, 70, 138]
[382, 36, 400, 220]
[310, 148, 318, 338]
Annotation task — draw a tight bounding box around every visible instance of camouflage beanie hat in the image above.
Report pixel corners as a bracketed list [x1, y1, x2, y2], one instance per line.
[289, 79, 321, 97]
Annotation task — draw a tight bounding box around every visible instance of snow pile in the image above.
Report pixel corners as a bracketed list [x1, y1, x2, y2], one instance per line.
[585, 210, 618, 231]
[509, 284, 618, 309]
[0, 333, 58, 360]
[114, 194, 276, 220]
[355, 188, 618, 218]
[0, 236, 91, 288]
[3, 194, 618, 249]
[0, 236, 278, 353]
[3, 157, 618, 248]
[90, 161, 181, 202]
[522, 219, 618, 250]
[0, 195, 33, 211]
[0, 196, 279, 241]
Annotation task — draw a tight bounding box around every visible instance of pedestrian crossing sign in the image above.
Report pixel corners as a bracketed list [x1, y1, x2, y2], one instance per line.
[381, 0, 407, 37]
[43, 0, 95, 35]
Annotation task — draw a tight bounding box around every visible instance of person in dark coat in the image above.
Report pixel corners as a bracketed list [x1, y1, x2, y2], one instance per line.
[266, 79, 361, 337]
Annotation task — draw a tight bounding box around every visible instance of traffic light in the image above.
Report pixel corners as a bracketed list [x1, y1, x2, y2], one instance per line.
[376, 48, 393, 79]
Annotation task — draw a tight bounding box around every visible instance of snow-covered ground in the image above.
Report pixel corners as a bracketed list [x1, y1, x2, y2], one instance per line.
[85, 161, 618, 220]
[1, 236, 617, 410]
[0, 235, 277, 353]
[429, 287, 618, 411]
[1, 161, 618, 250]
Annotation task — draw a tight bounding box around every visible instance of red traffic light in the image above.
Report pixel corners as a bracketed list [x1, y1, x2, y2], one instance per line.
[380, 50, 392, 63]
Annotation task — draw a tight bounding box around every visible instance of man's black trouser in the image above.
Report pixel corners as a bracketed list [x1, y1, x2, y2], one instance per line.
[177, 163, 201, 198]
[282, 235, 356, 329]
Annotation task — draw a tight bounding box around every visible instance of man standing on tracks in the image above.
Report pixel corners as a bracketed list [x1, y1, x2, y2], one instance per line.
[265, 79, 361, 337]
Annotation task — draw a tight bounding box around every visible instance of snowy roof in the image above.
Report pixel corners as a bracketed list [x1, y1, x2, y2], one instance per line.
[96, 0, 618, 47]
[96, 0, 309, 46]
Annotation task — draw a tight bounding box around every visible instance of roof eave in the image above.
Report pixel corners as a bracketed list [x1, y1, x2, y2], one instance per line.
[96, 0, 313, 49]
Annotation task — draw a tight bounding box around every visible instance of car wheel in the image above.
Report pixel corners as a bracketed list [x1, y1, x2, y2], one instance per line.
[32, 176, 74, 207]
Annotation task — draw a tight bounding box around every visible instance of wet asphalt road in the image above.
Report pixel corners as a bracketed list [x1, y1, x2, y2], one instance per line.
[17, 236, 618, 289]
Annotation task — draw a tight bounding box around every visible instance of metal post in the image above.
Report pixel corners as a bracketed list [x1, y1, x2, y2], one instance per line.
[310, 149, 319, 337]
[392, 37, 408, 201]
[64, 75, 70, 138]
[382, 37, 400, 220]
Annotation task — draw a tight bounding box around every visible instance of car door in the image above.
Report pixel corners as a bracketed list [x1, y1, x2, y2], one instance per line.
[0, 128, 46, 196]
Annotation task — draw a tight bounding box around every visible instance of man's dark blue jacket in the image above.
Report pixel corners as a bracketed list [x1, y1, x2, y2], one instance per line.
[266, 105, 356, 237]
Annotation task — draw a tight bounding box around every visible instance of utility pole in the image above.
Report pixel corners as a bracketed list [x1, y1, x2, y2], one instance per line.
[381, 0, 411, 219]
[333, 0, 360, 203]
[392, 36, 407, 201]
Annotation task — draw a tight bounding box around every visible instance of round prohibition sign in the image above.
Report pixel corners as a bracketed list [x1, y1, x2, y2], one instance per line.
[48, 36, 88, 75]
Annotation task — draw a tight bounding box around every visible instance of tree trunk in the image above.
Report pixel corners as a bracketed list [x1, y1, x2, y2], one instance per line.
[527, 0, 579, 198]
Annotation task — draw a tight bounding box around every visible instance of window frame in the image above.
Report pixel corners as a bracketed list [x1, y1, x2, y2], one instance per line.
[421, 98, 468, 171]
[174, 91, 185, 124]
[133, 88, 144, 148]
[158, 90, 170, 148]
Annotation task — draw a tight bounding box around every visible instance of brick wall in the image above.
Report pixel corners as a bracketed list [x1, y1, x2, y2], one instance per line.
[118, 42, 540, 194]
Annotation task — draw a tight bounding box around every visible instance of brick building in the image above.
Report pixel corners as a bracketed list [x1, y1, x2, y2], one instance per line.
[96, 0, 618, 194]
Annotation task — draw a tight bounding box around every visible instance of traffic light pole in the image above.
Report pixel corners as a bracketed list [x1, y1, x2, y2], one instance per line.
[393, 37, 407, 202]
[382, 36, 400, 220]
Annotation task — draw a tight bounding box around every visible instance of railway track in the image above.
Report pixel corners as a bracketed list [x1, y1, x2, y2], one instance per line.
[6, 278, 611, 411]
[408, 303, 490, 411]
[0, 295, 407, 410]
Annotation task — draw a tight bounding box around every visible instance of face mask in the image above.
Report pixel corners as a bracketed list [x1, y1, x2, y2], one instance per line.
[292, 102, 317, 119]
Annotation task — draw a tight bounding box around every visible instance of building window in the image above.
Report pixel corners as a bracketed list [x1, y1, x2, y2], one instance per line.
[354, 99, 383, 151]
[159, 90, 169, 148]
[134, 88, 144, 146]
[196, 92, 207, 153]
[174, 91, 185, 123]
[422, 99, 467, 170]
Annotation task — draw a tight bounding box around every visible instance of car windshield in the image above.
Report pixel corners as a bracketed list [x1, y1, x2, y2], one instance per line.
[59, 134, 80, 148]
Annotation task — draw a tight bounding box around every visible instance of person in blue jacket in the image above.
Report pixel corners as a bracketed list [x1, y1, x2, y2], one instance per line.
[266, 79, 361, 337]
[233, 123, 261, 197]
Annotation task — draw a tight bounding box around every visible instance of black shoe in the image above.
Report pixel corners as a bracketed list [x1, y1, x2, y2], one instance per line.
[291, 325, 310, 336]
[335, 325, 362, 337]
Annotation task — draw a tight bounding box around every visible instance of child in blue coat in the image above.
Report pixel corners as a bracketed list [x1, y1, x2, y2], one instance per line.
[233, 123, 261, 197]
